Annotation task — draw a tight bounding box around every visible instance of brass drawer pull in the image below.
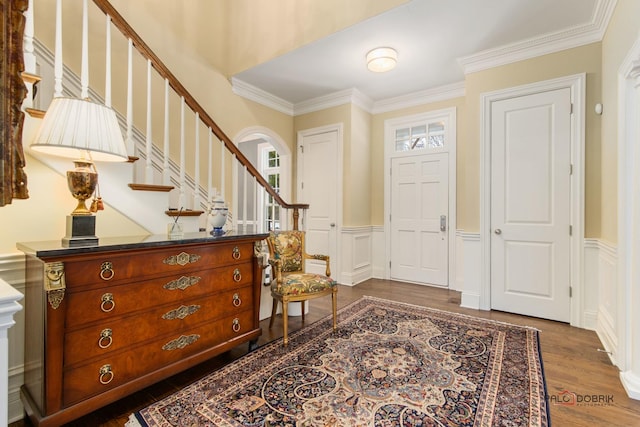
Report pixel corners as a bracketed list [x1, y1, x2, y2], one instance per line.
[99, 262, 115, 281]
[232, 318, 241, 333]
[98, 328, 113, 349]
[163, 275, 201, 291]
[162, 334, 200, 351]
[100, 293, 115, 312]
[162, 304, 200, 320]
[163, 252, 202, 266]
[232, 246, 241, 260]
[232, 293, 242, 307]
[99, 364, 114, 385]
[233, 269, 242, 282]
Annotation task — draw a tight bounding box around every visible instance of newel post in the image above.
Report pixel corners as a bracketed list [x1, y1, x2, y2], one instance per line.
[292, 208, 300, 230]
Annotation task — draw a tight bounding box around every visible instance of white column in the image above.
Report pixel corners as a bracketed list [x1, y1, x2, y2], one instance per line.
[620, 65, 640, 400]
[0, 280, 23, 426]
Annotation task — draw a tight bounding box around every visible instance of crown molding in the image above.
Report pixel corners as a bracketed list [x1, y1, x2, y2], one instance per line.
[231, 77, 294, 116]
[371, 81, 465, 114]
[293, 88, 373, 116]
[458, 0, 617, 74]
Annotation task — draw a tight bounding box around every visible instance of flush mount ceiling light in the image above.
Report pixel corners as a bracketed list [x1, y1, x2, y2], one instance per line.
[366, 47, 397, 72]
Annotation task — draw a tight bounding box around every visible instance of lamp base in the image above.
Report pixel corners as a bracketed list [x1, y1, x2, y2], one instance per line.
[62, 215, 98, 247]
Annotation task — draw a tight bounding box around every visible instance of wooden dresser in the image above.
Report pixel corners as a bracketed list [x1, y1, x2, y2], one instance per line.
[17, 231, 267, 426]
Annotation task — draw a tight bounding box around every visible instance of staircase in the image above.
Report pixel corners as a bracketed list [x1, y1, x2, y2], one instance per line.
[20, 0, 308, 235]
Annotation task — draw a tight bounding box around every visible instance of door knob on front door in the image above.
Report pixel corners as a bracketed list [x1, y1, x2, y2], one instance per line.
[330, 223, 335, 227]
[494, 228, 502, 235]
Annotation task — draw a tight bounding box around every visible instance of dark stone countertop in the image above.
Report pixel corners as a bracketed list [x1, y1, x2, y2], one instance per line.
[17, 230, 269, 259]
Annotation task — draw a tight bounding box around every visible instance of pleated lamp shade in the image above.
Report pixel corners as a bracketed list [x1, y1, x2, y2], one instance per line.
[31, 97, 128, 162]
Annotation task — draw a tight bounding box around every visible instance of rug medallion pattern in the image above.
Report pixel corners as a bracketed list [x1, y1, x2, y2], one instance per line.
[131, 296, 549, 426]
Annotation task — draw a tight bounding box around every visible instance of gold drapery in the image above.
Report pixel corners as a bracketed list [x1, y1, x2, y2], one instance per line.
[0, 0, 29, 206]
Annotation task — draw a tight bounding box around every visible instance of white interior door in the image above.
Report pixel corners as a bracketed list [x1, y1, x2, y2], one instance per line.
[490, 88, 571, 322]
[390, 153, 448, 286]
[298, 130, 338, 276]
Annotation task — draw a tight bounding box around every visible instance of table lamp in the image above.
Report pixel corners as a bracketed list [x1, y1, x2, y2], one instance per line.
[31, 97, 128, 247]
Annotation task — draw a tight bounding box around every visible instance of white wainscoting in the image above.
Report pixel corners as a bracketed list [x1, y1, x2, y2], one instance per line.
[453, 230, 466, 292]
[340, 227, 374, 286]
[585, 239, 619, 365]
[459, 231, 482, 309]
[372, 226, 385, 279]
[0, 254, 26, 423]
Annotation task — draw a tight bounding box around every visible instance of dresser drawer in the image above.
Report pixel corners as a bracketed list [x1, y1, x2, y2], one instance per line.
[63, 285, 254, 367]
[62, 309, 255, 406]
[62, 242, 255, 288]
[64, 262, 253, 329]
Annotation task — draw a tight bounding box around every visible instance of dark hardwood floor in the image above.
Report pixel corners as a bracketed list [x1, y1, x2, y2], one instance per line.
[11, 279, 640, 426]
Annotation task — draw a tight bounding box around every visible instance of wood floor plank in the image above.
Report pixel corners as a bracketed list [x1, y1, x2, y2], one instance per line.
[11, 279, 640, 426]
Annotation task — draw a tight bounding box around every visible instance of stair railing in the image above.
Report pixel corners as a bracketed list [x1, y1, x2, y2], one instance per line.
[27, 0, 307, 232]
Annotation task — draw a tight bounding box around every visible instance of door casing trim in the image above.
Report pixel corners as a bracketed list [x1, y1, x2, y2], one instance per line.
[383, 107, 458, 287]
[480, 73, 586, 327]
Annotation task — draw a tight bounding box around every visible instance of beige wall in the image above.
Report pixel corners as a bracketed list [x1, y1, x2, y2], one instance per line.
[347, 105, 372, 226]
[370, 98, 466, 226]
[600, 0, 640, 244]
[226, 0, 408, 76]
[462, 43, 602, 234]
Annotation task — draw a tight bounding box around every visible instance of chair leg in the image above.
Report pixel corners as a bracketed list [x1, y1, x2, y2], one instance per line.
[282, 299, 289, 346]
[301, 300, 306, 322]
[269, 298, 278, 329]
[331, 288, 338, 331]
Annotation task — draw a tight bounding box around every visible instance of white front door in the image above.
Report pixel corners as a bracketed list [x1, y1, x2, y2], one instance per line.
[490, 88, 571, 322]
[298, 130, 338, 276]
[390, 153, 448, 286]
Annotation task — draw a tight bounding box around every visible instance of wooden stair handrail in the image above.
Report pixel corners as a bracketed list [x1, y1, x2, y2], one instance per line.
[92, 0, 309, 218]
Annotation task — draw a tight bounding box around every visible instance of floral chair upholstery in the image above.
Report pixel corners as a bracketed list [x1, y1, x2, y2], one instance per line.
[265, 230, 338, 346]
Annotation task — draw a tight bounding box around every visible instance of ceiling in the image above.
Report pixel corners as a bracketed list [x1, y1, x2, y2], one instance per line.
[232, 0, 608, 110]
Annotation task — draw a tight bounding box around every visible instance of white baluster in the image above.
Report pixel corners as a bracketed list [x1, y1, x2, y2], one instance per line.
[23, 0, 35, 74]
[53, 0, 63, 97]
[231, 154, 238, 230]
[193, 113, 201, 210]
[104, 14, 112, 107]
[126, 39, 134, 155]
[21, 0, 36, 110]
[220, 139, 225, 200]
[253, 175, 258, 233]
[80, 0, 89, 99]
[163, 79, 170, 185]
[242, 165, 248, 232]
[179, 97, 186, 208]
[207, 130, 213, 210]
[145, 59, 153, 183]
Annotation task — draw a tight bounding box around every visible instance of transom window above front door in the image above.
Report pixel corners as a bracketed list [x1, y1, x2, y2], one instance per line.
[394, 120, 446, 152]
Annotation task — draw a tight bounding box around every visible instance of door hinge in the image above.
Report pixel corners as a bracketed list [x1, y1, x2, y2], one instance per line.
[300, 145, 304, 153]
[569, 225, 573, 236]
[301, 182, 304, 190]
[389, 261, 391, 268]
[570, 103, 574, 114]
[570, 164, 573, 175]
[570, 286, 573, 298]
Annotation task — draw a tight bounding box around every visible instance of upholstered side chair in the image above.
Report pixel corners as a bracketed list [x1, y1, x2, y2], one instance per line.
[265, 230, 338, 346]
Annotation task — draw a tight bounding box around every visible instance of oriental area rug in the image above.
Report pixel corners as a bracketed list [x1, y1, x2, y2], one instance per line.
[127, 296, 550, 426]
